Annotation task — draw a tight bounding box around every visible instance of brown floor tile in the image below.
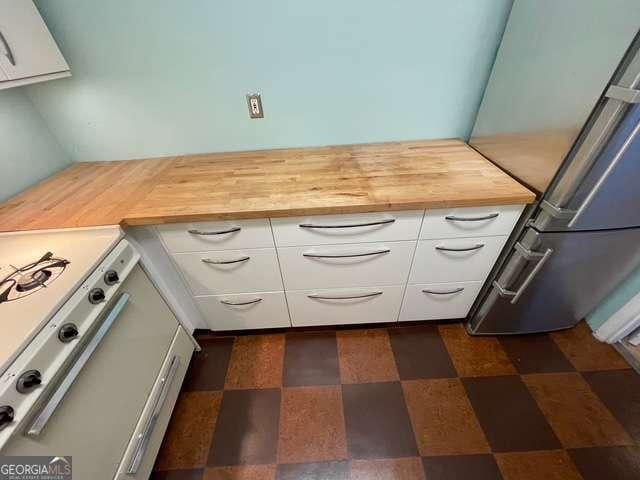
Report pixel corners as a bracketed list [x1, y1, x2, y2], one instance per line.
[498, 334, 575, 374]
[439, 324, 516, 377]
[208, 389, 281, 466]
[569, 446, 640, 480]
[342, 382, 418, 459]
[278, 386, 347, 464]
[182, 338, 234, 391]
[337, 330, 399, 384]
[283, 331, 340, 386]
[276, 461, 349, 480]
[204, 465, 276, 480]
[495, 450, 582, 480]
[350, 457, 426, 480]
[523, 372, 632, 448]
[224, 335, 285, 390]
[584, 369, 640, 444]
[155, 391, 222, 471]
[463, 375, 560, 452]
[150, 470, 203, 480]
[402, 379, 489, 456]
[550, 322, 630, 371]
[388, 326, 457, 380]
[422, 454, 503, 480]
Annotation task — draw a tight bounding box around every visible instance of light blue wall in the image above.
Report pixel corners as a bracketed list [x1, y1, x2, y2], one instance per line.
[588, 268, 640, 331]
[0, 89, 71, 202]
[26, 0, 513, 162]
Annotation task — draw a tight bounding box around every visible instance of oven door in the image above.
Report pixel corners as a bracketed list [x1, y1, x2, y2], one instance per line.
[2, 265, 179, 480]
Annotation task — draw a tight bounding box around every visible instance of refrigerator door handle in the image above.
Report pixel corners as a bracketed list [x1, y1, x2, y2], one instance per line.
[567, 119, 640, 227]
[494, 246, 554, 304]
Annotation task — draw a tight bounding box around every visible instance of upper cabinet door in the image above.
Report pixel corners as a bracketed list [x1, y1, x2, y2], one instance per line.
[0, 0, 69, 83]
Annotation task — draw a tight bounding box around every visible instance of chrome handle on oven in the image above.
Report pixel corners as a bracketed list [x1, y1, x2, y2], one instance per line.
[127, 354, 181, 474]
[445, 213, 498, 222]
[202, 256, 250, 265]
[494, 246, 553, 304]
[422, 287, 464, 295]
[303, 249, 390, 259]
[0, 31, 16, 66]
[308, 291, 383, 300]
[220, 298, 262, 306]
[435, 244, 484, 252]
[567, 119, 640, 228]
[27, 293, 131, 437]
[299, 218, 395, 229]
[188, 226, 241, 236]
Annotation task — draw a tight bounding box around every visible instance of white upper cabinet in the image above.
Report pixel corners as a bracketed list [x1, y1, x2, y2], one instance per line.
[0, 0, 70, 89]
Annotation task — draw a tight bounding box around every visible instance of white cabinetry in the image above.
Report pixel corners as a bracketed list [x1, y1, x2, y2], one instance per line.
[156, 205, 524, 330]
[0, 0, 70, 89]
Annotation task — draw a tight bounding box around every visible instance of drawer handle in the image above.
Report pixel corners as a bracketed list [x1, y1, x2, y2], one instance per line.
[303, 248, 390, 259]
[202, 256, 250, 265]
[445, 213, 499, 222]
[188, 226, 241, 236]
[127, 355, 181, 474]
[0, 30, 16, 66]
[435, 244, 485, 252]
[299, 218, 395, 229]
[28, 293, 130, 437]
[422, 287, 465, 295]
[308, 291, 383, 300]
[220, 298, 263, 306]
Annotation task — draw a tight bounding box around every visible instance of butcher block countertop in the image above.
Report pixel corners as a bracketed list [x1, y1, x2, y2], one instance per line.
[0, 139, 535, 232]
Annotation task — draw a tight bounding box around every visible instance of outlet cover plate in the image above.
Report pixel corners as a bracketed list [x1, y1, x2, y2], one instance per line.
[246, 93, 264, 119]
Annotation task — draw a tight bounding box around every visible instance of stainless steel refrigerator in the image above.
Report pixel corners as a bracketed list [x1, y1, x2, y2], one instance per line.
[467, 0, 640, 335]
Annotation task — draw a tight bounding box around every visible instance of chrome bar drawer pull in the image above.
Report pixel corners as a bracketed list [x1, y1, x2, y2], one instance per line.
[202, 256, 250, 265]
[299, 218, 395, 229]
[422, 287, 465, 295]
[27, 293, 131, 437]
[188, 226, 241, 236]
[435, 244, 485, 252]
[303, 249, 390, 259]
[308, 291, 383, 300]
[220, 298, 262, 306]
[0, 31, 15, 66]
[127, 355, 181, 474]
[444, 213, 499, 222]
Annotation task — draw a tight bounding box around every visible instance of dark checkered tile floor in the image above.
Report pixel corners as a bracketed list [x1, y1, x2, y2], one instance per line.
[150, 322, 640, 480]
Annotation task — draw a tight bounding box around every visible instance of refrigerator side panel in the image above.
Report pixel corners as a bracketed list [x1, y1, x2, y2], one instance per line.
[468, 227, 640, 335]
[470, 0, 640, 195]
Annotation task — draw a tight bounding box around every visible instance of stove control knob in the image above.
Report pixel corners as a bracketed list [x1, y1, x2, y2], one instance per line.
[58, 323, 79, 343]
[104, 270, 119, 286]
[16, 370, 42, 394]
[88, 287, 106, 304]
[0, 406, 14, 431]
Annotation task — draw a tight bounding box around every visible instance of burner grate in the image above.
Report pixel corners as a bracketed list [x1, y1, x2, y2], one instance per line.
[0, 252, 70, 304]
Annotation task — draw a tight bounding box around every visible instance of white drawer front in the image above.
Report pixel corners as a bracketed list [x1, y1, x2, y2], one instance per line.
[195, 291, 291, 331]
[400, 281, 483, 321]
[271, 210, 423, 246]
[286, 286, 404, 327]
[173, 248, 283, 295]
[410, 236, 507, 283]
[421, 205, 524, 239]
[157, 219, 274, 252]
[278, 241, 415, 290]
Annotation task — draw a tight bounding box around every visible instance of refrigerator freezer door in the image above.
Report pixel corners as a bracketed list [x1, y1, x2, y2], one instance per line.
[538, 105, 640, 231]
[468, 227, 640, 335]
[469, 1, 640, 195]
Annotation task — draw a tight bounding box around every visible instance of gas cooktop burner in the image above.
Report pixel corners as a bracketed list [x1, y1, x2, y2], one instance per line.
[0, 252, 70, 304]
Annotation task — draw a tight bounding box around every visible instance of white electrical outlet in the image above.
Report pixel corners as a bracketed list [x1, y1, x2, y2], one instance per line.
[246, 93, 264, 119]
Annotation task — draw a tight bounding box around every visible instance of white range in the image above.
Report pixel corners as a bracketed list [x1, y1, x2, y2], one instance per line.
[0, 226, 196, 480]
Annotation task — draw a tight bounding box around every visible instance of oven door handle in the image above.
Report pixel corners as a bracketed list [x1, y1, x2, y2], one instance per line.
[27, 292, 131, 437]
[126, 354, 181, 474]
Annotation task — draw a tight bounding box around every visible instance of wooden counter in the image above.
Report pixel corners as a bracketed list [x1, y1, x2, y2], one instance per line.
[0, 139, 535, 232]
